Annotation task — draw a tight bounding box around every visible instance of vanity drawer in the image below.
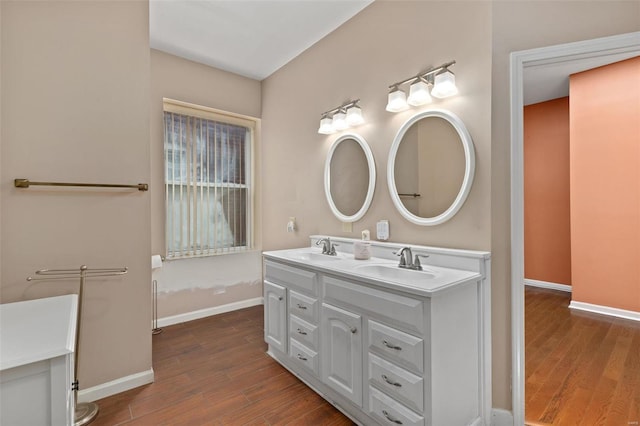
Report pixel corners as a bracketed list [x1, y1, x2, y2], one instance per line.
[323, 276, 423, 334]
[368, 386, 424, 426]
[369, 353, 424, 412]
[289, 338, 319, 376]
[289, 290, 318, 324]
[265, 261, 318, 295]
[289, 315, 318, 351]
[368, 320, 424, 374]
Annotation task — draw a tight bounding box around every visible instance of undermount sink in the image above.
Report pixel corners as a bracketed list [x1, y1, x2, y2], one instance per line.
[355, 264, 436, 281]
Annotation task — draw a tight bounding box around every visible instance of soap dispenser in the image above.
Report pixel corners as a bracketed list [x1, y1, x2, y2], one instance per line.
[354, 230, 372, 260]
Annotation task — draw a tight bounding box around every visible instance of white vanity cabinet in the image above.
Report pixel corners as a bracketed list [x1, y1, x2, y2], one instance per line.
[264, 281, 287, 354]
[0, 295, 78, 426]
[321, 302, 363, 406]
[264, 260, 321, 377]
[263, 240, 491, 426]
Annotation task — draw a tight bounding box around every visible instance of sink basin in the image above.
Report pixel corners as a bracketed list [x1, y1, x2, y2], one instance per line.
[286, 251, 342, 262]
[354, 264, 436, 281]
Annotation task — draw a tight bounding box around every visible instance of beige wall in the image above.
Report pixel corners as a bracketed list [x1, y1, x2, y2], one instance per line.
[491, 0, 640, 409]
[262, 0, 492, 252]
[1, 0, 151, 389]
[150, 50, 263, 318]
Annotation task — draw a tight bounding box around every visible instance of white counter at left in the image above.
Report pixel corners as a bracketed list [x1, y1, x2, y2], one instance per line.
[1, 294, 78, 426]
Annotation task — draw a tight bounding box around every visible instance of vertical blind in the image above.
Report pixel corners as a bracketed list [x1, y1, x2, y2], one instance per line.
[163, 101, 254, 258]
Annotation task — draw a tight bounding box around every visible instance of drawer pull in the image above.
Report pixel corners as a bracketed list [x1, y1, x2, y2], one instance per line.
[296, 328, 307, 335]
[381, 374, 402, 387]
[382, 340, 402, 351]
[296, 304, 307, 310]
[296, 354, 308, 361]
[382, 410, 403, 424]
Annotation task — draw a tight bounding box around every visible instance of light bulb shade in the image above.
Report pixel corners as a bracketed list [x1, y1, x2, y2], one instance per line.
[318, 116, 336, 134]
[345, 105, 364, 126]
[407, 79, 432, 106]
[431, 70, 458, 98]
[332, 110, 348, 130]
[386, 88, 409, 112]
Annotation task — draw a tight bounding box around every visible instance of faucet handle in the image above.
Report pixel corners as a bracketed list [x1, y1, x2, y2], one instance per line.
[329, 243, 339, 256]
[413, 254, 429, 270]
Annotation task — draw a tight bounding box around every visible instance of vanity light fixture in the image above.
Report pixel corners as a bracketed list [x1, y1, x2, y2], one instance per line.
[318, 113, 336, 134]
[317, 99, 364, 134]
[386, 60, 457, 112]
[386, 86, 409, 112]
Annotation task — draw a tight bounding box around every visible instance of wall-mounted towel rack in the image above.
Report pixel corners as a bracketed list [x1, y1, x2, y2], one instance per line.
[27, 265, 128, 426]
[15, 178, 148, 191]
[398, 193, 421, 198]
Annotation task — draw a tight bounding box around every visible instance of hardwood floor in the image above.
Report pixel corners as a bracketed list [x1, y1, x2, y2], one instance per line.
[525, 286, 640, 425]
[91, 306, 354, 425]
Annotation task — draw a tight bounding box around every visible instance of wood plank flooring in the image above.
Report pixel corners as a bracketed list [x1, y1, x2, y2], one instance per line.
[91, 306, 353, 425]
[525, 286, 640, 425]
[90, 289, 640, 425]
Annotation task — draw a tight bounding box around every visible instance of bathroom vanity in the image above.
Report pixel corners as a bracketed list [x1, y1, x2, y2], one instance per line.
[263, 236, 491, 426]
[0, 295, 78, 426]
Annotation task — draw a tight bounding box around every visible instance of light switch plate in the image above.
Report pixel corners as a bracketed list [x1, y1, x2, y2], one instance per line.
[376, 220, 389, 240]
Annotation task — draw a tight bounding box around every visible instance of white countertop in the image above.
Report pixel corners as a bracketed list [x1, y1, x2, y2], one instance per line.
[263, 247, 482, 297]
[1, 294, 78, 371]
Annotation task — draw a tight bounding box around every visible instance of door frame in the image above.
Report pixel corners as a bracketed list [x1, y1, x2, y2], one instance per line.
[509, 31, 640, 425]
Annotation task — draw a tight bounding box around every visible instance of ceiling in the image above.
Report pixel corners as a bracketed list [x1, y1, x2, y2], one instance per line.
[149, 0, 373, 81]
[523, 50, 639, 105]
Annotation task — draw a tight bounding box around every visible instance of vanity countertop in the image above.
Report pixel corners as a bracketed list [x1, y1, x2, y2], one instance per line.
[0, 294, 78, 371]
[263, 247, 482, 297]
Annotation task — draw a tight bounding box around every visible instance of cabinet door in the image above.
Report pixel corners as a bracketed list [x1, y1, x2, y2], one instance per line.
[264, 281, 287, 353]
[321, 303, 363, 406]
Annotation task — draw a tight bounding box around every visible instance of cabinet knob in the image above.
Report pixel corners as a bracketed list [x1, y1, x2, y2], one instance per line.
[350, 327, 357, 334]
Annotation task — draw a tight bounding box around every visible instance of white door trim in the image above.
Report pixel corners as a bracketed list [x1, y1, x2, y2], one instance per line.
[509, 31, 640, 426]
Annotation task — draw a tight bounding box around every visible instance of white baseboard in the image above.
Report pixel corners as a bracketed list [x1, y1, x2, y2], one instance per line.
[158, 297, 264, 328]
[524, 278, 571, 293]
[78, 368, 154, 403]
[569, 300, 640, 322]
[491, 408, 513, 426]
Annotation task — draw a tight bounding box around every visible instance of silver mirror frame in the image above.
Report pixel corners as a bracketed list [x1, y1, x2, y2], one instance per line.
[387, 109, 475, 226]
[324, 133, 376, 223]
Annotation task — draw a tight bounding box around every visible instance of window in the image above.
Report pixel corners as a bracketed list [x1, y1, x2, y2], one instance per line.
[163, 99, 255, 258]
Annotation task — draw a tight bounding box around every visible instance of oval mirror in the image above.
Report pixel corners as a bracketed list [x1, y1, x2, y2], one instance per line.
[324, 133, 376, 222]
[388, 109, 475, 226]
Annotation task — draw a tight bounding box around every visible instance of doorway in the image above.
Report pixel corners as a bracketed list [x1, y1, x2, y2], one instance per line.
[509, 32, 640, 425]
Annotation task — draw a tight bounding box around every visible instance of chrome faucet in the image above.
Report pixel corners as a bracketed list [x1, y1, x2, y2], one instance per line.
[393, 247, 429, 270]
[316, 237, 338, 256]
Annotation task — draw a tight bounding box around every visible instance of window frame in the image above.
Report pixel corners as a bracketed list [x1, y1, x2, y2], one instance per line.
[163, 98, 257, 258]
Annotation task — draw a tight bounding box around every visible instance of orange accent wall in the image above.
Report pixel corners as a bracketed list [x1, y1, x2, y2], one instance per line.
[570, 57, 640, 312]
[524, 97, 572, 285]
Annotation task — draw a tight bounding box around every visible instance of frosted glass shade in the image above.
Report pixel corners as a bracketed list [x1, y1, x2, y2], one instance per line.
[318, 116, 336, 134]
[407, 79, 432, 106]
[431, 70, 458, 98]
[386, 88, 409, 112]
[332, 110, 348, 130]
[346, 105, 364, 126]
